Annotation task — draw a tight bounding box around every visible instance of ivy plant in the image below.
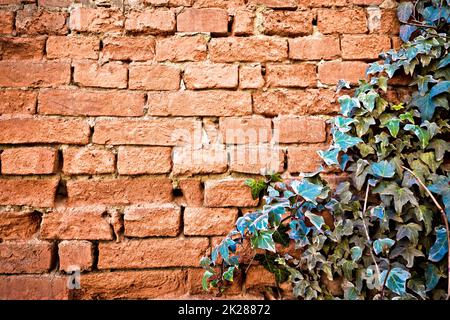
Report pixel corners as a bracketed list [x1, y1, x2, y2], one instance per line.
[201, 0, 450, 300]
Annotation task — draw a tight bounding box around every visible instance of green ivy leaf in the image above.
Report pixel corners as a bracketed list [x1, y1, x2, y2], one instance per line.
[350, 246, 363, 262]
[245, 178, 266, 200]
[428, 227, 449, 262]
[396, 223, 422, 244]
[318, 147, 340, 166]
[333, 130, 363, 151]
[338, 95, 360, 116]
[373, 182, 419, 213]
[428, 175, 450, 218]
[291, 179, 323, 204]
[380, 268, 411, 296]
[202, 270, 214, 291]
[425, 264, 440, 291]
[251, 230, 276, 252]
[373, 238, 396, 255]
[223, 266, 235, 281]
[370, 160, 396, 178]
[305, 212, 325, 231]
[390, 244, 425, 268]
[404, 124, 431, 149]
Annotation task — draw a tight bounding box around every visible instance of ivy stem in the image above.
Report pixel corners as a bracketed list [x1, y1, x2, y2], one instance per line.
[402, 165, 450, 300]
[361, 183, 381, 283]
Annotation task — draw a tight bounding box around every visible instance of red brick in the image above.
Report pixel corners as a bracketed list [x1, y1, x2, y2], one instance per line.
[318, 61, 368, 85]
[125, 9, 175, 34]
[0, 178, 59, 207]
[204, 179, 259, 207]
[0, 275, 69, 300]
[229, 145, 284, 174]
[62, 147, 115, 175]
[39, 89, 145, 117]
[38, 0, 74, 7]
[262, 10, 313, 36]
[318, 9, 368, 34]
[73, 61, 127, 89]
[124, 205, 181, 237]
[102, 36, 155, 61]
[288, 145, 324, 173]
[342, 35, 391, 60]
[0, 11, 14, 34]
[0, 60, 70, 87]
[40, 207, 113, 240]
[392, 36, 402, 50]
[147, 91, 252, 116]
[378, 9, 400, 35]
[239, 65, 265, 89]
[289, 36, 340, 60]
[78, 270, 186, 299]
[220, 116, 272, 144]
[184, 207, 238, 236]
[248, 0, 297, 8]
[177, 8, 228, 33]
[117, 146, 172, 175]
[273, 116, 327, 143]
[58, 240, 93, 272]
[253, 89, 339, 116]
[1, 147, 57, 175]
[93, 118, 200, 146]
[169, 0, 193, 5]
[0, 37, 45, 60]
[178, 179, 203, 206]
[98, 238, 208, 269]
[67, 178, 174, 205]
[172, 146, 227, 176]
[0, 117, 90, 144]
[46, 36, 99, 59]
[209, 37, 288, 62]
[233, 9, 254, 36]
[193, 0, 244, 8]
[129, 64, 180, 90]
[245, 265, 276, 289]
[0, 241, 53, 273]
[69, 7, 124, 33]
[184, 63, 238, 89]
[266, 64, 316, 88]
[351, 0, 383, 5]
[16, 9, 67, 35]
[156, 35, 207, 62]
[297, 0, 347, 6]
[0, 210, 40, 240]
[0, 90, 36, 115]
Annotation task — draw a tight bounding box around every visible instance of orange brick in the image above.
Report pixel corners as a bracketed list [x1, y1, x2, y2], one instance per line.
[0, 37, 45, 60]
[73, 61, 127, 89]
[229, 145, 285, 174]
[262, 10, 313, 36]
[0, 210, 41, 240]
[239, 65, 265, 89]
[0, 241, 54, 273]
[220, 116, 272, 144]
[69, 7, 124, 33]
[62, 147, 115, 175]
[204, 179, 259, 207]
[341, 35, 391, 60]
[0, 11, 14, 34]
[0, 90, 36, 115]
[318, 61, 368, 85]
[178, 179, 204, 206]
[1, 147, 57, 175]
[266, 64, 317, 88]
[273, 116, 327, 143]
[184, 63, 238, 89]
[0, 275, 69, 300]
[233, 9, 254, 36]
[184, 207, 238, 236]
[177, 8, 228, 33]
[289, 36, 340, 60]
[46, 36, 99, 59]
[0, 178, 59, 207]
[58, 240, 93, 272]
[172, 146, 228, 176]
[129, 64, 180, 90]
[117, 146, 172, 175]
[102, 36, 155, 61]
[318, 9, 368, 34]
[124, 205, 181, 237]
[288, 145, 324, 173]
[156, 35, 207, 62]
[16, 8, 68, 35]
[125, 9, 175, 34]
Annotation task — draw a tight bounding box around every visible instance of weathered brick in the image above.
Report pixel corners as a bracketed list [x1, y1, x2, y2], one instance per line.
[239, 65, 264, 89]
[297, 0, 347, 6]
[129, 64, 180, 90]
[178, 179, 203, 206]
[220, 116, 272, 144]
[288, 145, 324, 173]
[0, 117, 90, 144]
[102, 36, 155, 61]
[0, 178, 59, 207]
[318, 61, 368, 85]
[184, 207, 238, 236]
[248, 0, 297, 8]
[266, 64, 316, 88]
[0, 90, 36, 115]
[40, 207, 113, 240]
[193, 0, 244, 8]
[233, 9, 254, 36]
[67, 178, 174, 205]
[262, 10, 313, 36]
[93, 118, 200, 146]
[172, 146, 227, 176]
[0, 241, 53, 273]
[124, 204, 181, 237]
[73, 61, 128, 89]
[273, 116, 327, 143]
[0, 37, 45, 60]
[117, 146, 172, 175]
[229, 145, 284, 174]
[78, 270, 186, 299]
[0, 60, 70, 87]
[0, 210, 40, 240]
[342, 35, 391, 59]
[58, 240, 93, 272]
[0, 275, 69, 300]
[38, 0, 74, 7]
[0, 11, 14, 34]
[177, 8, 228, 33]
[245, 265, 276, 289]
[209, 37, 288, 62]
[1, 147, 57, 175]
[16, 9, 67, 35]
[46, 36, 99, 59]
[62, 147, 115, 175]
[289, 36, 340, 60]
[204, 179, 259, 207]
[318, 9, 368, 34]
[98, 238, 209, 269]
[147, 91, 252, 116]
[351, 0, 383, 4]
[184, 63, 238, 89]
[39, 89, 145, 117]
[69, 7, 124, 33]
[125, 10, 175, 34]
[378, 9, 400, 35]
[253, 89, 339, 116]
[156, 35, 207, 62]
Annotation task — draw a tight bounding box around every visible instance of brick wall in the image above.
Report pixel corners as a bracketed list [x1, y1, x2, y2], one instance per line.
[0, 0, 404, 299]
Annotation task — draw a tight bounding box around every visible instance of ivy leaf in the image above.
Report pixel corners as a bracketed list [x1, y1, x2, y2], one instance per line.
[425, 264, 440, 291]
[333, 130, 363, 151]
[407, 279, 427, 299]
[223, 266, 235, 281]
[358, 90, 378, 111]
[373, 182, 419, 213]
[336, 79, 351, 92]
[428, 175, 450, 218]
[305, 212, 325, 231]
[396, 223, 422, 244]
[334, 116, 356, 133]
[373, 238, 395, 255]
[251, 230, 276, 252]
[437, 52, 450, 69]
[404, 124, 431, 149]
[318, 147, 340, 166]
[338, 95, 360, 116]
[427, 139, 450, 162]
[397, 2, 414, 22]
[371, 206, 385, 220]
[390, 244, 425, 268]
[288, 220, 311, 246]
[428, 227, 449, 262]
[291, 179, 323, 204]
[251, 214, 269, 231]
[400, 25, 417, 42]
[370, 160, 396, 178]
[202, 270, 214, 291]
[380, 268, 411, 296]
[413, 205, 434, 235]
[245, 178, 266, 200]
[350, 246, 362, 262]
